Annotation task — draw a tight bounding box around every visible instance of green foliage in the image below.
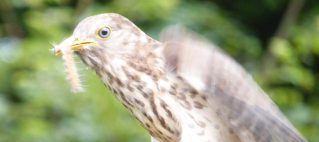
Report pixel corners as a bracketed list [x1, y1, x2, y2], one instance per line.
[0, 0, 318, 141]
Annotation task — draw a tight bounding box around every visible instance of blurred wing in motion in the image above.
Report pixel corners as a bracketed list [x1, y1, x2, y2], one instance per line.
[160, 25, 307, 142]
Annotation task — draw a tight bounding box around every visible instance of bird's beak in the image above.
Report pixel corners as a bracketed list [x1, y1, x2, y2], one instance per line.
[53, 37, 97, 56]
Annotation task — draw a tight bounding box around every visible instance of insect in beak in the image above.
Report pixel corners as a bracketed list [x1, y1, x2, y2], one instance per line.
[51, 37, 97, 93]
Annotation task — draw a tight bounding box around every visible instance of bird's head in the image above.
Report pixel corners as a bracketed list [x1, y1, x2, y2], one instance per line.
[53, 13, 157, 68]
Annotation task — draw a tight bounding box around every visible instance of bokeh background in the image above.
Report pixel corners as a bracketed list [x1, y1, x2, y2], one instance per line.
[0, 0, 318, 141]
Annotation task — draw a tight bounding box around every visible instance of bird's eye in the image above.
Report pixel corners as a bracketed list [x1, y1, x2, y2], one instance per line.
[97, 26, 111, 39]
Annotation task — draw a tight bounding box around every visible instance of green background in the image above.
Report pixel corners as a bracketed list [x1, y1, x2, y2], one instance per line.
[0, 0, 318, 141]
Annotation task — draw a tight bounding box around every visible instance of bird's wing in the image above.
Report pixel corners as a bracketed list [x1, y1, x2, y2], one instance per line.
[160, 25, 307, 142]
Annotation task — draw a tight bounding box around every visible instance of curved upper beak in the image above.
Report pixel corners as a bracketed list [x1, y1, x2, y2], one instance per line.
[52, 37, 97, 56]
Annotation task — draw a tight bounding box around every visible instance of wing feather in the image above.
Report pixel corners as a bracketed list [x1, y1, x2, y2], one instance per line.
[160, 25, 307, 142]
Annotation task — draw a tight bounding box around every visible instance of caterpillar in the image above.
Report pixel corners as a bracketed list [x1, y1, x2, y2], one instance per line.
[60, 46, 83, 93]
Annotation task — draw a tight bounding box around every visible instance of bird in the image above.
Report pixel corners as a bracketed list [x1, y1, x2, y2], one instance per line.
[53, 13, 307, 142]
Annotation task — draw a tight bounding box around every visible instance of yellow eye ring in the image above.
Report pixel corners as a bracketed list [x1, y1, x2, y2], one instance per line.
[96, 26, 112, 40]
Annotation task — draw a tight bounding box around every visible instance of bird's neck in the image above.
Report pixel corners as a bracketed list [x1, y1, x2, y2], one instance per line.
[89, 42, 184, 141]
